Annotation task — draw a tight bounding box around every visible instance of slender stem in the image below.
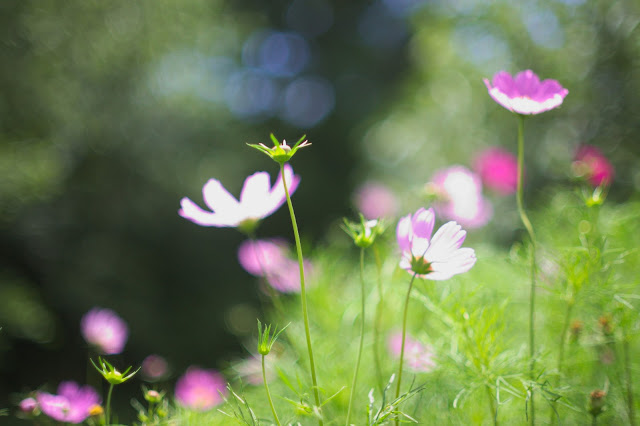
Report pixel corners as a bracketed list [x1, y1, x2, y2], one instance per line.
[106, 383, 114, 425]
[395, 272, 418, 426]
[263, 354, 281, 426]
[623, 328, 636, 426]
[346, 248, 367, 425]
[280, 163, 322, 425]
[550, 299, 574, 424]
[373, 245, 384, 394]
[486, 385, 498, 426]
[516, 115, 537, 426]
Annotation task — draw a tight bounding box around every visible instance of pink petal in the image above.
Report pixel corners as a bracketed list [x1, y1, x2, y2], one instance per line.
[396, 213, 413, 253]
[411, 208, 435, 240]
[425, 221, 467, 263]
[179, 197, 239, 227]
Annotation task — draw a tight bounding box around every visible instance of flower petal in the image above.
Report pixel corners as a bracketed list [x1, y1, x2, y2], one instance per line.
[425, 221, 467, 263]
[265, 164, 300, 217]
[396, 213, 413, 253]
[411, 208, 435, 240]
[179, 197, 239, 227]
[428, 248, 476, 280]
[202, 179, 240, 214]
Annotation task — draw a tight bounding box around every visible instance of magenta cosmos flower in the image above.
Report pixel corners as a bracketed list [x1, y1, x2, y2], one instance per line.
[141, 354, 169, 381]
[237, 239, 309, 293]
[37, 381, 101, 424]
[179, 164, 300, 230]
[353, 181, 399, 219]
[428, 166, 492, 228]
[473, 147, 519, 195]
[81, 307, 128, 355]
[484, 70, 568, 115]
[573, 145, 614, 187]
[396, 207, 476, 280]
[388, 332, 436, 373]
[175, 367, 227, 411]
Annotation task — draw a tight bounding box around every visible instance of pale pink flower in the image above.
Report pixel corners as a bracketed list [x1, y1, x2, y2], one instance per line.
[396, 207, 476, 280]
[428, 166, 492, 228]
[237, 239, 309, 293]
[573, 145, 614, 187]
[81, 307, 128, 355]
[473, 147, 519, 195]
[37, 382, 101, 424]
[484, 70, 568, 115]
[388, 332, 436, 373]
[179, 164, 300, 229]
[19, 397, 38, 415]
[353, 181, 399, 219]
[141, 354, 169, 381]
[175, 367, 226, 411]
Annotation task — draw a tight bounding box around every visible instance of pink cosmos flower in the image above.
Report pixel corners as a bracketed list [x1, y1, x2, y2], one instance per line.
[141, 354, 169, 381]
[81, 307, 128, 355]
[428, 166, 492, 228]
[396, 207, 476, 280]
[175, 367, 227, 411]
[237, 239, 309, 293]
[37, 381, 101, 424]
[353, 181, 399, 219]
[179, 164, 300, 229]
[473, 147, 519, 195]
[484, 70, 569, 115]
[388, 332, 436, 373]
[19, 397, 38, 415]
[573, 145, 614, 187]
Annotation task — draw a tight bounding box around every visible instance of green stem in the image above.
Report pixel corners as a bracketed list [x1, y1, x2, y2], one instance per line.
[280, 163, 323, 425]
[623, 328, 636, 426]
[346, 248, 367, 425]
[106, 383, 114, 425]
[373, 245, 384, 394]
[395, 272, 418, 426]
[516, 115, 537, 426]
[550, 299, 574, 424]
[486, 385, 498, 426]
[263, 355, 281, 426]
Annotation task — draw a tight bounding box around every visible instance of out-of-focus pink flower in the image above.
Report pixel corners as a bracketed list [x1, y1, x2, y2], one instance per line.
[37, 382, 101, 424]
[353, 181, 399, 219]
[428, 166, 492, 228]
[396, 207, 476, 280]
[142, 354, 169, 381]
[233, 355, 275, 386]
[175, 367, 226, 411]
[573, 145, 614, 187]
[19, 397, 38, 415]
[484, 70, 568, 115]
[473, 147, 519, 195]
[388, 332, 436, 373]
[237, 239, 310, 293]
[179, 164, 300, 230]
[81, 307, 128, 355]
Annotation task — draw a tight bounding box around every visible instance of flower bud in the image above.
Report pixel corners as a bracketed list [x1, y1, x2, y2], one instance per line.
[588, 389, 606, 418]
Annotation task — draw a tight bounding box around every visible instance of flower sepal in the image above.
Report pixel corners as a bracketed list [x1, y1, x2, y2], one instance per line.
[257, 319, 289, 356]
[247, 134, 311, 165]
[91, 357, 140, 385]
[342, 215, 386, 248]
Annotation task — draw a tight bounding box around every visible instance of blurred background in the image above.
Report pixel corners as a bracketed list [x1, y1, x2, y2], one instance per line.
[1, 0, 639, 420]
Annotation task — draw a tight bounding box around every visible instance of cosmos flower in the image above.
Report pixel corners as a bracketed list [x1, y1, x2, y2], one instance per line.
[396, 207, 476, 280]
[81, 307, 128, 355]
[37, 382, 101, 424]
[572, 145, 614, 187]
[388, 332, 436, 373]
[427, 166, 492, 228]
[353, 181, 399, 219]
[18, 397, 38, 415]
[141, 354, 169, 381]
[237, 239, 310, 293]
[174, 367, 227, 411]
[179, 164, 300, 232]
[473, 147, 519, 195]
[484, 70, 568, 115]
